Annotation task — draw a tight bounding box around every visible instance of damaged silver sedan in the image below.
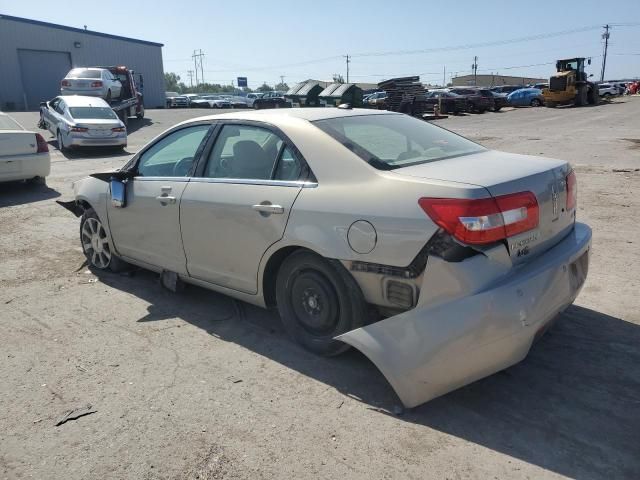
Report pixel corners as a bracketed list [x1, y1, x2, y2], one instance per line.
[61, 108, 591, 408]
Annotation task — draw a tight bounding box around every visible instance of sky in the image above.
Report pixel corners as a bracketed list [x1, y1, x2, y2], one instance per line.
[2, 0, 640, 88]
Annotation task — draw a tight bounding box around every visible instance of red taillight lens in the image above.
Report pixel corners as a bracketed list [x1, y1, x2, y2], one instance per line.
[91, 81, 103, 87]
[566, 170, 577, 211]
[35, 133, 49, 153]
[112, 127, 126, 132]
[70, 127, 88, 133]
[61, 80, 71, 87]
[419, 192, 539, 245]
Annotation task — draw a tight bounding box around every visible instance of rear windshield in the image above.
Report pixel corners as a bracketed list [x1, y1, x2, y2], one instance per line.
[313, 114, 485, 170]
[69, 107, 117, 120]
[0, 115, 24, 130]
[67, 68, 101, 79]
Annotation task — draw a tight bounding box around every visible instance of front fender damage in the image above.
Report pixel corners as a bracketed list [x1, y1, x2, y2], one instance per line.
[56, 200, 84, 217]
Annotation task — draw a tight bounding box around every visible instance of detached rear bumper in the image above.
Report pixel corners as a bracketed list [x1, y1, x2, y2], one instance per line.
[337, 222, 592, 408]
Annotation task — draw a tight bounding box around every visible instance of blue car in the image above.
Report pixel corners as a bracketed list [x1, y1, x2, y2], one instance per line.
[507, 88, 544, 107]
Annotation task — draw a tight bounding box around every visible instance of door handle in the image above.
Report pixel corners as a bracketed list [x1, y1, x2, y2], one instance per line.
[252, 204, 284, 215]
[156, 195, 176, 204]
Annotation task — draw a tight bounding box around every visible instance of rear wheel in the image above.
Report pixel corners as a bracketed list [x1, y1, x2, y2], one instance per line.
[106, 89, 112, 102]
[530, 98, 541, 107]
[56, 130, 66, 152]
[275, 250, 366, 356]
[574, 86, 587, 106]
[546, 100, 557, 108]
[80, 208, 126, 272]
[253, 103, 260, 110]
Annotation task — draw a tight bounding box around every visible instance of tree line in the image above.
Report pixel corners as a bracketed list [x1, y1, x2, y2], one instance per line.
[165, 72, 288, 94]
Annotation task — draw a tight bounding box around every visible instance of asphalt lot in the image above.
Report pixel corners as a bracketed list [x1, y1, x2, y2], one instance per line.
[2, 99, 639, 479]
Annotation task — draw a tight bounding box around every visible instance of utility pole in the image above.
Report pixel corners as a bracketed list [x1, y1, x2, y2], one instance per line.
[280, 75, 285, 85]
[472, 56, 478, 85]
[601, 24, 610, 82]
[187, 70, 194, 88]
[343, 55, 350, 83]
[443, 65, 446, 87]
[192, 49, 205, 86]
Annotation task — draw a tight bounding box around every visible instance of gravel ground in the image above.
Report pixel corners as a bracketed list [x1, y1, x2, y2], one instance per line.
[1, 99, 639, 480]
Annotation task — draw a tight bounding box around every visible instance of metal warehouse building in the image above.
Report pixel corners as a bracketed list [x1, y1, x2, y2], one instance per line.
[0, 14, 165, 111]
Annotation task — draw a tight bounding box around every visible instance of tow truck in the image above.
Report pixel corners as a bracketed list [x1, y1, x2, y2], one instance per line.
[96, 65, 145, 126]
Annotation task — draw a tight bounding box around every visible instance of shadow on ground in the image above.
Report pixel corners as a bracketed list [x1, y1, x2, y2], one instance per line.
[0, 181, 60, 207]
[97, 268, 640, 480]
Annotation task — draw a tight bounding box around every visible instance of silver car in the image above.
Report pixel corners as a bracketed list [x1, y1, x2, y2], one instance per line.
[62, 108, 591, 408]
[40, 96, 127, 151]
[61, 68, 122, 102]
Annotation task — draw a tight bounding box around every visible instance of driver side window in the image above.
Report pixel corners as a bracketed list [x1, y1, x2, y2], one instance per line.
[137, 125, 210, 177]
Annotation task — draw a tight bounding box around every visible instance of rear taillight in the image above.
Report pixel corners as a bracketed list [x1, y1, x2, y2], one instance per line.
[61, 80, 71, 87]
[35, 133, 49, 153]
[419, 192, 539, 245]
[91, 81, 103, 87]
[70, 127, 88, 133]
[566, 170, 577, 211]
[112, 127, 126, 132]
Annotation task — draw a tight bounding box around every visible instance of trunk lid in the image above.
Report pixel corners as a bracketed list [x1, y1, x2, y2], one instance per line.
[0, 131, 38, 157]
[394, 150, 575, 263]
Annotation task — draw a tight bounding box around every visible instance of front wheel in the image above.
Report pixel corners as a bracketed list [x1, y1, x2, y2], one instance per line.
[80, 208, 127, 272]
[253, 103, 260, 110]
[275, 250, 366, 356]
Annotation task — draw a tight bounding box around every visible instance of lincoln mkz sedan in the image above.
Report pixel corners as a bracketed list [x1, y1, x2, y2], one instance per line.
[59, 108, 591, 408]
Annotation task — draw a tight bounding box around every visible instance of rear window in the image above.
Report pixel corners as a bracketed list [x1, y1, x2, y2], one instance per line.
[0, 115, 24, 130]
[69, 107, 117, 120]
[67, 68, 102, 79]
[313, 114, 485, 170]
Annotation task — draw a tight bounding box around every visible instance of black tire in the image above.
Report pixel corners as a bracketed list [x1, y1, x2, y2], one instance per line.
[493, 106, 502, 112]
[546, 100, 557, 108]
[530, 98, 541, 107]
[275, 250, 366, 356]
[106, 89, 112, 102]
[29, 176, 46, 185]
[590, 88, 600, 105]
[574, 86, 587, 106]
[253, 103, 260, 110]
[80, 208, 127, 272]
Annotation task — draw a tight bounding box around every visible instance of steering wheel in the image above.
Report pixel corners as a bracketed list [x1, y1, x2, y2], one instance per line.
[173, 157, 193, 176]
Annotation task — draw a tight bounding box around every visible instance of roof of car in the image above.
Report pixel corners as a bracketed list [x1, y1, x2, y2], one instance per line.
[58, 96, 111, 107]
[187, 107, 399, 124]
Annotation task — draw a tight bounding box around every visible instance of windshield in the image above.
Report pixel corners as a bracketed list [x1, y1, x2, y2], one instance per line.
[0, 115, 24, 130]
[313, 114, 485, 170]
[69, 107, 118, 120]
[67, 68, 101, 79]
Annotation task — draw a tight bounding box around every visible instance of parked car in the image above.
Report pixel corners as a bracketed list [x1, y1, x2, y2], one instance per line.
[245, 93, 263, 107]
[366, 91, 387, 106]
[598, 83, 618, 97]
[447, 87, 492, 113]
[230, 96, 249, 108]
[423, 90, 467, 114]
[190, 95, 232, 109]
[612, 82, 627, 95]
[0, 111, 50, 184]
[60, 108, 590, 409]
[507, 88, 545, 107]
[183, 93, 201, 106]
[253, 91, 289, 109]
[489, 91, 510, 111]
[61, 68, 122, 102]
[40, 96, 127, 151]
[531, 83, 550, 90]
[490, 85, 526, 94]
[165, 92, 189, 108]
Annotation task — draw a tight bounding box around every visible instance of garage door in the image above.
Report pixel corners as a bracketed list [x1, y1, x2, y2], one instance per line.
[18, 49, 71, 110]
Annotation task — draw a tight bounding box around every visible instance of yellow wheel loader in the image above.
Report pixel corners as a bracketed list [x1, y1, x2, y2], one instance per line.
[543, 58, 599, 108]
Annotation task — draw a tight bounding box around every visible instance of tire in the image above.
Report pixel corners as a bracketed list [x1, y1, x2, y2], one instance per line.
[589, 88, 600, 105]
[29, 176, 46, 185]
[275, 250, 366, 356]
[546, 101, 557, 108]
[57, 130, 66, 152]
[80, 208, 127, 272]
[493, 106, 502, 112]
[574, 86, 587, 107]
[106, 89, 112, 102]
[253, 103, 260, 110]
[530, 98, 541, 107]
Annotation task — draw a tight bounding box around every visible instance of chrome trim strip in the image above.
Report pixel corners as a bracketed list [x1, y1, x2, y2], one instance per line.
[189, 177, 318, 188]
[133, 177, 190, 182]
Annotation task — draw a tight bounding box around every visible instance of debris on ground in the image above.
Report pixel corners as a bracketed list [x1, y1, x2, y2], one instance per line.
[55, 404, 97, 426]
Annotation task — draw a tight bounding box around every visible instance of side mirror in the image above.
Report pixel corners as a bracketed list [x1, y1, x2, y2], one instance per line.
[589, 74, 594, 78]
[588, 59, 592, 65]
[110, 179, 127, 208]
[40, 101, 47, 108]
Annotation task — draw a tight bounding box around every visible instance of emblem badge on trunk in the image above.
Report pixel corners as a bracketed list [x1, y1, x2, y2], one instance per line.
[551, 183, 559, 218]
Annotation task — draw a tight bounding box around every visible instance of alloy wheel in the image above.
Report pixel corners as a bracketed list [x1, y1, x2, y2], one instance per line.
[81, 217, 112, 269]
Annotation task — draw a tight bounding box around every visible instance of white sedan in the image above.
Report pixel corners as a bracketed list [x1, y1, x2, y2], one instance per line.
[40, 96, 127, 151]
[0, 111, 50, 184]
[61, 68, 122, 102]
